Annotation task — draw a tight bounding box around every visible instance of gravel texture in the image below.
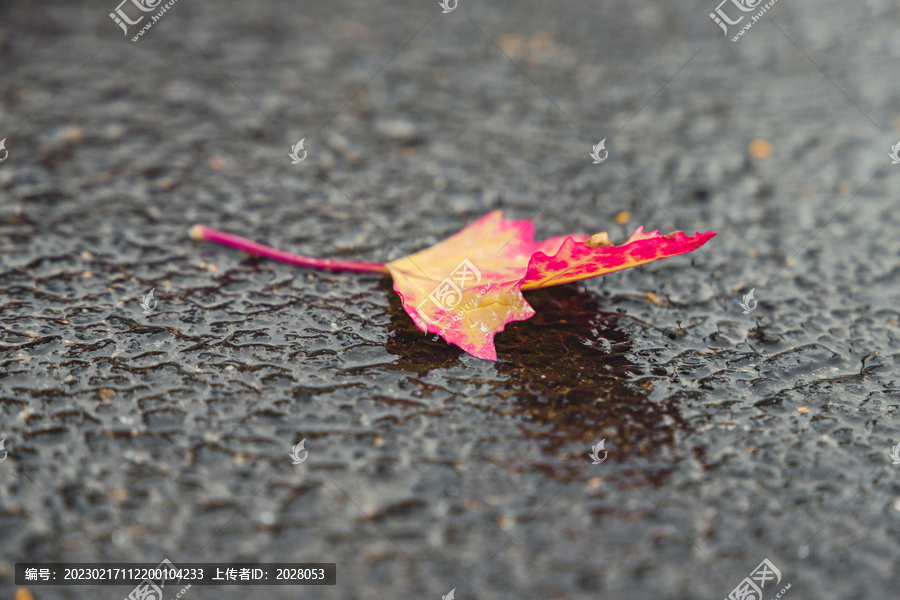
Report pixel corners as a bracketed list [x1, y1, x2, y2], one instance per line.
[2, 0, 900, 599]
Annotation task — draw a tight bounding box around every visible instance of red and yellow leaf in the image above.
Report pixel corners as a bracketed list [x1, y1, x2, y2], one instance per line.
[385, 211, 715, 360]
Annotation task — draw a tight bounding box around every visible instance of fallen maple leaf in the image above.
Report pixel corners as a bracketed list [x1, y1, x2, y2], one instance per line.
[190, 211, 715, 361]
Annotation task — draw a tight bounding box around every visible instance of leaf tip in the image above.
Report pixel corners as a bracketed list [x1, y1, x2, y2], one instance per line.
[466, 343, 499, 361]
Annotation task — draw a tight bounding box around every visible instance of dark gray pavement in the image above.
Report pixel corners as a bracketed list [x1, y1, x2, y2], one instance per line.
[2, 0, 900, 598]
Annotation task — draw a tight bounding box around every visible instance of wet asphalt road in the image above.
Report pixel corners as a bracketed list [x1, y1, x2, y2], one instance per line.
[2, 0, 900, 599]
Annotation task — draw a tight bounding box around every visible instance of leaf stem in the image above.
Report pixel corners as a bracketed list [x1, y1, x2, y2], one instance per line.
[189, 224, 389, 274]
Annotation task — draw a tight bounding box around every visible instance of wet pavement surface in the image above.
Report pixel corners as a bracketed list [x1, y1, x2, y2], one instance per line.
[2, 0, 900, 598]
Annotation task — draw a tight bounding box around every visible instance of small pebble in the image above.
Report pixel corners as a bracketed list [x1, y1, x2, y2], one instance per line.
[208, 154, 226, 170]
[376, 119, 416, 141]
[748, 139, 772, 158]
[499, 33, 526, 59]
